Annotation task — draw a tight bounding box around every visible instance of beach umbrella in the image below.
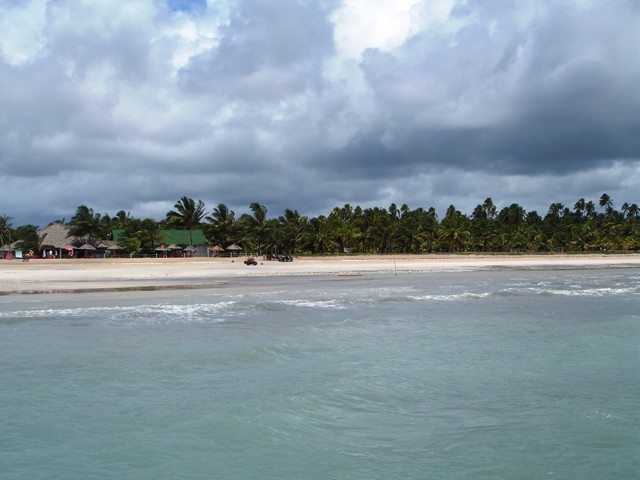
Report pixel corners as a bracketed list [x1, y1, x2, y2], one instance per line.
[167, 244, 182, 250]
[210, 245, 225, 252]
[154, 246, 170, 251]
[77, 243, 95, 258]
[184, 245, 196, 252]
[226, 244, 242, 257]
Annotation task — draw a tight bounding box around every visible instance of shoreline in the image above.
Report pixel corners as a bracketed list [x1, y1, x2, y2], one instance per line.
[1, 254, 639, 296]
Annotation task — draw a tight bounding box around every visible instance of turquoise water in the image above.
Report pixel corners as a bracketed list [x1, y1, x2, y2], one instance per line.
[1, 269, 639, 479]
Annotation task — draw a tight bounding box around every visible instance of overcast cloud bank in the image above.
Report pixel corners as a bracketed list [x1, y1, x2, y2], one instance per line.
[1, 0, 638, 226]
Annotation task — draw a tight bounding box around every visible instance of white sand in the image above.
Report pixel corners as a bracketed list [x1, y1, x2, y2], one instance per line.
[1, 254, 639, 295]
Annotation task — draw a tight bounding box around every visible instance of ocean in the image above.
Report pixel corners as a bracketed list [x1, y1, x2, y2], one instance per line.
[1, 268, 638, 479]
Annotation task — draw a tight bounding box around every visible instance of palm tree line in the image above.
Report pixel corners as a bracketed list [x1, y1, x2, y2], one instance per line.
[2, 194, 639, 255]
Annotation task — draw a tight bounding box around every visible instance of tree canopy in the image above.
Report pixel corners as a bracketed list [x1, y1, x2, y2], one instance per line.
[2, 194, 639, 256]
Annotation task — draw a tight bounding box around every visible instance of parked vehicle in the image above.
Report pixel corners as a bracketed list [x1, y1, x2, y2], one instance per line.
[244, 257, 258, 265]
[264, 254, 293, 262]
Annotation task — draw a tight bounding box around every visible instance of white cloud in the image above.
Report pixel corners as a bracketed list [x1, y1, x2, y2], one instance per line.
[0, 0, 638, 226]
[332, 0, 419, 58]
[0, 0, 48, 64]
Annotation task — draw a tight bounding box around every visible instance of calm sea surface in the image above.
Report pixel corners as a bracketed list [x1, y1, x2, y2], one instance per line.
[1, 269, 639, 479]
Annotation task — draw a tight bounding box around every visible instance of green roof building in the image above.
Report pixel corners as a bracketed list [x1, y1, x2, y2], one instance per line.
[112, 229, 208, 245]
[112, 229, 210, 256]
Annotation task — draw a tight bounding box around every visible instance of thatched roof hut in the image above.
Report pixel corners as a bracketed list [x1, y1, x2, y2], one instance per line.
[0, 241, 19, 252]
[38, 223, 73, 249]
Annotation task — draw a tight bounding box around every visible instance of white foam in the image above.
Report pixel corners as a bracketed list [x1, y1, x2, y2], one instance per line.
[0, 301, 244, 323]
[278, 299, 347, 309]
[408, 292, 492, 302]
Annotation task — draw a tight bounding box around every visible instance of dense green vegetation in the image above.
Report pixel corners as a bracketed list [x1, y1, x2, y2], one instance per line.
[2, 195, 639, 255]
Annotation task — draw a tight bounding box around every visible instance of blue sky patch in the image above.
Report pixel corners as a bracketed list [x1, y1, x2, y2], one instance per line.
[167, 0, 206, 14]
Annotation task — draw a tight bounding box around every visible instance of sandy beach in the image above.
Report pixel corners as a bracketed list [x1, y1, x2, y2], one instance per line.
[1, 254, 639, 295]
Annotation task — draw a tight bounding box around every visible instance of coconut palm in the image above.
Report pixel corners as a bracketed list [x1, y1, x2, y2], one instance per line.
[626, 203, 639, 219]
[278, 209, 309, 254]
[136, 218, 164, 252]
[573, 198, 586, 220]
[0, 214, 13, 246]
[166, 197, 206, 246]
[68, 205, 111, 240]
[498, 203, 527, 225]
[111, 210, 134, 230]
[238, 202, 268, 252]
[482, 197, 497, 219]
[599, 193, 613, 216]
[308, 215, 336, 254]
[205, 203, 237, 247]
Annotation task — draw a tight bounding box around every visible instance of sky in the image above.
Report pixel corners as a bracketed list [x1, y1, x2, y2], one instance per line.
[1, 0, 639, 227]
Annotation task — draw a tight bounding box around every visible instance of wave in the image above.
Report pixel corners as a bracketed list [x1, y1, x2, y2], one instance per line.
[407, 292, 492, 301]
[1, 274, 637, 323]
[0, 301, 243, 325]
[279, 299, 347, 309]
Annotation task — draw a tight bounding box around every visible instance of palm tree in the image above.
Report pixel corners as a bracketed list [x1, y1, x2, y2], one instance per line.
[136, 218, 164, 252]
[545, 203, 565, 220]
[263, 218, 286, 254]
[308, 216, 336, 254]
[584, 201, 597, 220]
[14, 225, 41, 253]
[238, 202, 268, 252]
[573, 198, 586, 220]
[278, 209, 309, 254]
[110, 210, 134, 230]
[599, 193, 613, 216]
[482, 197, 497, 219]
[328, 204, 363, 253]
[437, 223, 470, 252]
[498, 203, 526, 225]
[166, 196, 206, 246]
[68, 205, 111, 240]
[0, 214, 13, 246]
[205, 203, 237, 247]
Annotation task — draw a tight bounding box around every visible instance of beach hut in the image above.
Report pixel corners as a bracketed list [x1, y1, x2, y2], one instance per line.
[77, 243, 96, 258]
[0, 241, 19, 259]
[96, 241, 121, 258]
[209, 245, 225, 257]
[184, 245, 197, 257]
[226, 244, 242, 257]
[154, 245, 170, 258]
[165, 244, 181, 257]
[37, 223, 75, 258]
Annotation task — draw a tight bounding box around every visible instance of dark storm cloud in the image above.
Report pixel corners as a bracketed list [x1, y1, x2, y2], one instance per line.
[0, 0, 638, 226]
[179, 0, 336, 100]
[355, 0, 640, 176]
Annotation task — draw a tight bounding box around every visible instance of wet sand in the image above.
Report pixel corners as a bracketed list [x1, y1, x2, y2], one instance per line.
[1, 254, 639, 295]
